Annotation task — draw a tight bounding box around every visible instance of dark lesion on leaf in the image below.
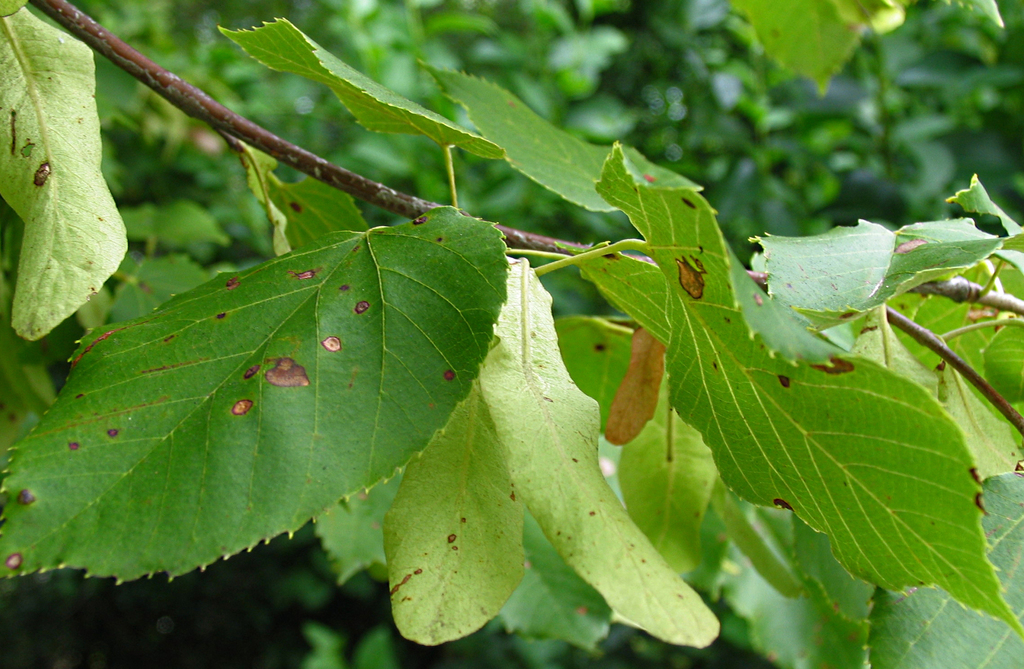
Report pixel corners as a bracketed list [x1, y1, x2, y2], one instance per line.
[231, 399, 254, 415]
[676, 256, 707, 299]
[773, 498, 793, 511]
[33, 162, 50, 186]
[287, 268, 322, 280]
[894, 239, 928, 255]
[810, 357, 855, 375]
[265, 357, 310, 387]
[225, 276, 240, 290]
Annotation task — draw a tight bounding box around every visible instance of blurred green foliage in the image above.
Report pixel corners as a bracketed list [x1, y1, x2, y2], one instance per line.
[3, 0, 1024, 665]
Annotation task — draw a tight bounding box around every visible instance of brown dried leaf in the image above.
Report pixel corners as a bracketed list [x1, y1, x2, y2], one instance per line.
[605, 328, 666, 445]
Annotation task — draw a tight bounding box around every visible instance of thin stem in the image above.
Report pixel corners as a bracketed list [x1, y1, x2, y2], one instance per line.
[443, 144, 458, 208]
[941, 317, 1024, 342]
[533, 239, 649, 277]
[886, 306, 1024, 439]
[979, 260, 1004, 297]
[507, 249, 570, 261]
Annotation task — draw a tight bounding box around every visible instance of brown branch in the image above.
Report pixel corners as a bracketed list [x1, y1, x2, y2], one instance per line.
[886, 306, 1024, 439]
[28, 0, 579, 255]
[909, 276, 1024, 317]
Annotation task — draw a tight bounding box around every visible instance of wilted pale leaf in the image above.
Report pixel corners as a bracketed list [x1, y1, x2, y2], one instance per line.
[479, 261, 719, 647]
[0, 9, 126, 339]
[606, 328, 665, 445]
[384, 383, 523, 645]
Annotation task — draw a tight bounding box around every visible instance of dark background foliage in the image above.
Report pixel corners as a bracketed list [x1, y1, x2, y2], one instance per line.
[2, 0, 1023, 666]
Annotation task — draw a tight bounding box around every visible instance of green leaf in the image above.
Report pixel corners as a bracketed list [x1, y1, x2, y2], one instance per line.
[0, 317, 54, 454]
[984, 326, 1024, 403]
[0, 9, 126, 339]
[717, 486, 805, 599]
[761, 219, 1002, 330]
[0, 208, 508, 579]
[110, 254, 210, 323]
[869, 473, 1024, 669]
[723, 544, 869, 669]
[948, 0, 1004, 27]
[315, 476, 400, 585]
[555, 316, 633, 431]
[383, 383, 523, 646]
[0, 1, 26, 17]
[849, 307, 938, 396]
[498, 512, 612, 650]
[830, 0, 906, 32]
[221, 20, 502, 159]
[429, 67, 699, 212]
[730, 0, 861, 90]
[478, 260, 719, 647]
[122, 201, 229, 248]
[792, 517, 873, 621]
[947, 175, 1024, 269]
[583, 145, 1022, 636]
[619, 376, 716, 573]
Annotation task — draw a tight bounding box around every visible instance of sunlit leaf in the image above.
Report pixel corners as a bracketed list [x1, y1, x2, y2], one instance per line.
[429, 67, 698, 211]
[948, 175, 1024, 269]
[0, 209, 507, 579]
[0, 8, 126, 339]
[384, 383, 523, 645]
[869, 474, 1024, 669]
[761, 219, 1001, 330]
[579, 145, 1021, 635]
[238, 143, 292, 255]
[478, 260, 720, 647]
[222, 20, 502, 158]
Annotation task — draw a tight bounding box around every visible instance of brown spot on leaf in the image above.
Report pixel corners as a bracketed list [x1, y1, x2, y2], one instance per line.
[5, 554, 22, 570]
[936, 361, 947, 372]
[860, 326, 878, 334]
[754, 293, 763, 306]
[289, 202, 302, 212]
[287, 268, 321, 280]
[414, 568, 422, 574]
[773, 498, 793, 511]
[1016, 460, 1024, 472]
[811, 357, 855, 375]
[589, 511, 595, 516]
[778, 375, 791, 388]
[226, 277, 240, 290]
[682, 197, 696, 209]
[594, 344, 606, 352]
[33, 162, 50, 186]
[976, 492, 986, 514]
[17, 490, 35, 505]
[895, 239, 927, 254]
[576, 606, 588, 615]
[68, 441, 79, 451]
[75, 394, 84, 399]
[447, 534, 457, 543]
[603, 254, 618, 260]
[390, 573, 412, 595]
[676, 256, 707, 299]
[461, 518, 466, 523]
[413, 216, 427, 225]
[643, 174, 656, 183]
[216, 313, 226, 319]
[444, 370, 455, 381]
[265, 358, 310, 387]
[71, 325, 130, 367]
[244, 365, 261, 379]
[839, 311, 857, 320]
[107, 429, 119, 438]
[339, 285, 350, 293]
[510, 492, 516, 502]
[354, 301, 370, 314]
[321, 336, 342, 352]
[231, 399, 254, 415]
[163, 335, 175, 343]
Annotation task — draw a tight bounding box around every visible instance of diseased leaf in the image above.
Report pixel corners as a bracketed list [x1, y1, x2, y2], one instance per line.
[222, 20, 502, 158]
[580, 145, 1021, 636]
[618, 375, 715, 573]
[429, 67, 698, 211]
[761, 219, 1002, 330]
[478, 260, 720, 647]
[384, 383, 523, 646]
[498, 512, 611, 651]
[984, 326, 1024, 403]
[606, 328, 665, 445]
[0, 208, 507, 579]
[554, 316, 633, 431]
[869, 474, 1024, 669]
[0, 9, 126, 339]
[316, 475, 400, 585]
[730, 0, 860, 90]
